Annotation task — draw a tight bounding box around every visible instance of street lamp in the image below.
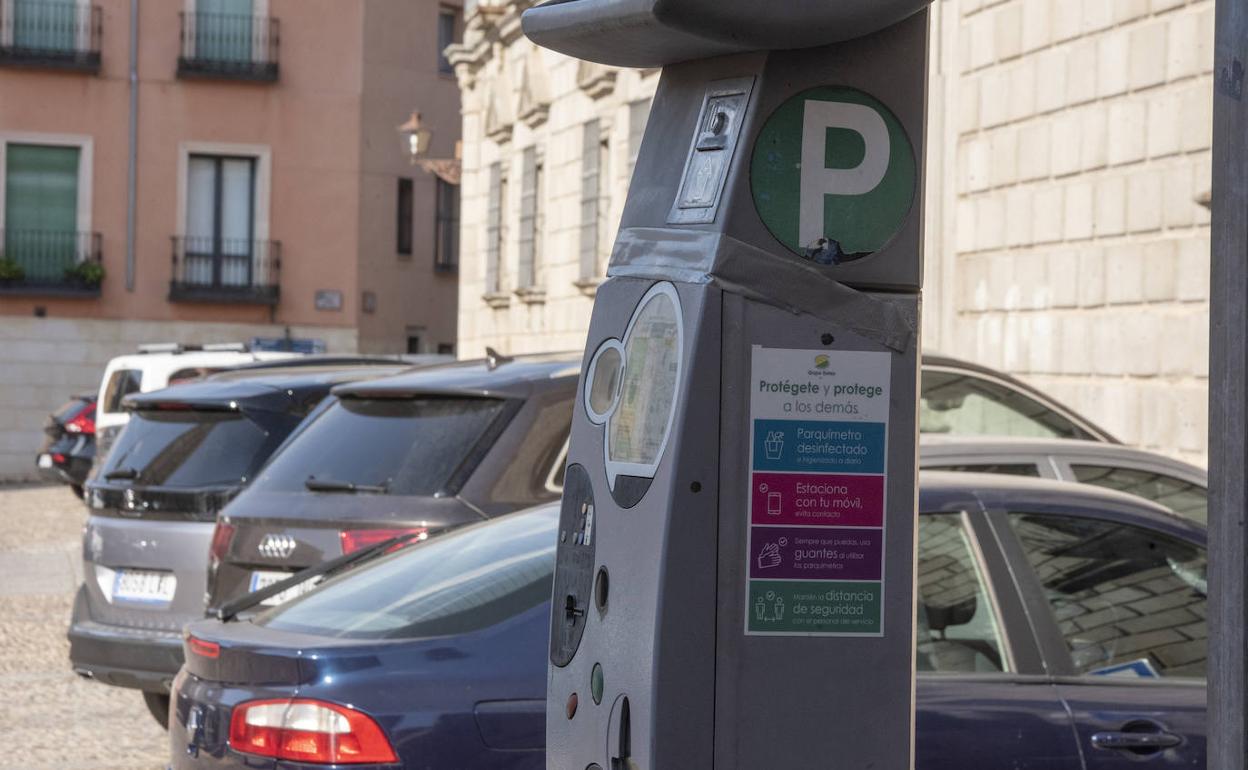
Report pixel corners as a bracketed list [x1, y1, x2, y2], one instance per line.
[397, 111, 433, 163]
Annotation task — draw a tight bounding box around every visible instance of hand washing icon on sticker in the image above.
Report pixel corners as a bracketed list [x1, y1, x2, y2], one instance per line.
[764, 431, 784, 460]
[757, 538, 787, 569]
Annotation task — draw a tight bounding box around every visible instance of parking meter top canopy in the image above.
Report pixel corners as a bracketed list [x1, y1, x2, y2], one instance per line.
[522, 0, 933, 67]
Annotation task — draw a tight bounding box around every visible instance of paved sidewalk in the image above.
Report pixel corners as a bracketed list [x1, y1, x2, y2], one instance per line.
[0, 484, 165, 770]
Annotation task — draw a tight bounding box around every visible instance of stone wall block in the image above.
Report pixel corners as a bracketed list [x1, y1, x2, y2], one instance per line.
[1097, 30, 1131, 98]
[1094, 175, 1128, 236]
[1108, 99, 1148, 166]
[1176, 235, 1211, 302]
[1064, 180, 1095, 240]
[1128, 21, 1168, 90]
[1078, 245, 1108, 306]
[1142, 240, 1179, 302]
[1128, 169, 1165, 233]
[1067, 39, 1101, 105]
[1106, 243, 1146, 304]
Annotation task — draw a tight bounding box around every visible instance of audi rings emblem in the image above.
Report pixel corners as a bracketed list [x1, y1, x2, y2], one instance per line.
[258, 534, 298, 560]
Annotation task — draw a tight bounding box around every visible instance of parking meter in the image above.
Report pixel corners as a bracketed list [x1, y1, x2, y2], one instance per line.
[529, 3, 931, 767]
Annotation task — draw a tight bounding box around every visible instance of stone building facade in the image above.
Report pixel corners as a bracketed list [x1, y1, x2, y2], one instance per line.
[451, 0, 1214, 465]
[447, 0, 657, 355]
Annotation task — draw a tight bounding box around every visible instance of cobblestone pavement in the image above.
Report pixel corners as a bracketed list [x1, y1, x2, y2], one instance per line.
[0, 484, 166, 770]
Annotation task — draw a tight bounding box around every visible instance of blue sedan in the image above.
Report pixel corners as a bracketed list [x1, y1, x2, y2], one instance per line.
[170, 472, 1207, 769]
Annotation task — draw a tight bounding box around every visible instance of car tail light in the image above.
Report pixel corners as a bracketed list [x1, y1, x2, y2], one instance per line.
[229, 698, 398, 764]
[339, 527, 427, 555]
[209, 521, 236, 565]
[64, 408, 95, 435]
[52, 453, 66, 464]
[187, 635, 219, 659]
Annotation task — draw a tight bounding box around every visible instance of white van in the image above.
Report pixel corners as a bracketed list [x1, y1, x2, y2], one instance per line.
[94, 344, 300, 454]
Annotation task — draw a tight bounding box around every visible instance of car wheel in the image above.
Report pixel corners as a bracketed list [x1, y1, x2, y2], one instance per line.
[70, 484, 84, 500]
[142, 691, 170, 729]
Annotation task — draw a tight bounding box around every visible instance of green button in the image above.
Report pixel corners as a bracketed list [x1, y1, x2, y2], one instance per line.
[591, 662, 604, 705]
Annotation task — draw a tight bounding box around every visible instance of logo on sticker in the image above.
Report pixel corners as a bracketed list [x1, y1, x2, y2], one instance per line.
[751, 86, 916, 264]
[814, 354, 830, 369]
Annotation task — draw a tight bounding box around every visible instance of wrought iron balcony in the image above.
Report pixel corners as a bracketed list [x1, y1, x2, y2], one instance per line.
[0, 230, 103, 296]
[0, 1, 101, 72]
[177, 11, 278, 81]
[169, 236, 280, 305]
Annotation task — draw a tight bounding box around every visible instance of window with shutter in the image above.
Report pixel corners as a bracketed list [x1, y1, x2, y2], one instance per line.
[485, 162, 504, 295]
[518, 146, 539, 289]
[3, 143, 79, 280]
[579, 120, 600, 281]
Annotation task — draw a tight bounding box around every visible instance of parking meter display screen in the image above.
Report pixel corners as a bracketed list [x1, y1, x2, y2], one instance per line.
[609, 291, 680, 466]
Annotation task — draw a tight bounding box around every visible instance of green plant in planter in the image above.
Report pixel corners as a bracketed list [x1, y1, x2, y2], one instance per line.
[0, 256, 25, 283]
[64, 260, 105, 287]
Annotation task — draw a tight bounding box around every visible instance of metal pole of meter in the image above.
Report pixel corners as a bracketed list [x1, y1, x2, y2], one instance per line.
[1209, 0, 1248, 766]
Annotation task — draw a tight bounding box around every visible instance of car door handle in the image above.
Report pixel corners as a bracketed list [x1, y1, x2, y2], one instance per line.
[1091, 730, 1183, 750]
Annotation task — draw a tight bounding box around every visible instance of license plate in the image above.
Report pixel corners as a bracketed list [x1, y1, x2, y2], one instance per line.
[113, 569, 177, 605]
[249, 570, 317, 606]
[37, 454, 53, 469]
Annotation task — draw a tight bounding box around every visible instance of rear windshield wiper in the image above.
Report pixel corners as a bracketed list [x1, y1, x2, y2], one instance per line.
[213, 530, 424, 622]
[304, 476, 388, 494]
[104, 467, 140, 481]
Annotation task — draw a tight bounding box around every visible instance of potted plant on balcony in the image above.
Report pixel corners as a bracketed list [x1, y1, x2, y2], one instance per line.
[64, 260, 105, 290]
[0, 256, 25, 287]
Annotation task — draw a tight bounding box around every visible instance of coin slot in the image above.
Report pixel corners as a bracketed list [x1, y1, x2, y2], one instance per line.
[595, 567, 609, 612]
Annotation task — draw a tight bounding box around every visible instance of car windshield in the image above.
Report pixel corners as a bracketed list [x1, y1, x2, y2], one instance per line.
[920, 369, 1094, 440]
[248, 396, 509, 497]
[256, 506, 558, 639]
[99, 410, 289, 488]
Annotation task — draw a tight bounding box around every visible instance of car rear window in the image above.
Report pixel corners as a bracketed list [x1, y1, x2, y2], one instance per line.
[920, 370, 1093, 440]
[249, 397, 509, 497]
[102, 369, 143, 414]
[256, 507, 558, 639]
[99, 410, 287, 488]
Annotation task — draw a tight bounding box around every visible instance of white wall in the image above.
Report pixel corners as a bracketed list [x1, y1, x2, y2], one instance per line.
[0, 317, 358, 482]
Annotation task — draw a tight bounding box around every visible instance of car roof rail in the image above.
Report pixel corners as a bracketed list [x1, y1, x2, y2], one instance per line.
[135, 342, 249, 354]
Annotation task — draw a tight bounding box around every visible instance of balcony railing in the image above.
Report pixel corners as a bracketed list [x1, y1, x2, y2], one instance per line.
[177, 11, 278, 81]
[0, 230, 103, 296]
[169, 236, 280, 305]
[0, 1, 101, 72]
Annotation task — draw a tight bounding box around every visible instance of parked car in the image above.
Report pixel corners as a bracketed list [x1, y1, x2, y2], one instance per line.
[921, 435, 1207, 522]
[35, 393, 97, 497]
[171, 471, 1207, 768]
[69, 362, 410, 728]
[920, 353, 1116, 442]
[93, 343, 304, 461]
[203, 352, 579, 614]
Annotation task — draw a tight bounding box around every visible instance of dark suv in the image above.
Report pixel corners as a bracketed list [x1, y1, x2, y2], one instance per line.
[205, 353, 579, 614]
[68, 362, 408, 726]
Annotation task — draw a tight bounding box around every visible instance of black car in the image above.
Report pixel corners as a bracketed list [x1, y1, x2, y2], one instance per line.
[205, 353, 579, 612]
[69, 362, 409, 726]
[35, 393, 97, 497]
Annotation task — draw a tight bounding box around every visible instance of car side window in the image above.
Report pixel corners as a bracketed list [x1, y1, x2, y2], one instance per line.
[925, 463, 1042, 478]
[102, 369, 143, 413]
[1008, 513, 1206, 679]
[917, 514, 1008, 673]
[920, 370, 1091, 440]
[1069, 465, 1208, 525]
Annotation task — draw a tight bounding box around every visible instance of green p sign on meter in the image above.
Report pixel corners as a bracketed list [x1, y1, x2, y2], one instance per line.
[752, 86, 917, 265]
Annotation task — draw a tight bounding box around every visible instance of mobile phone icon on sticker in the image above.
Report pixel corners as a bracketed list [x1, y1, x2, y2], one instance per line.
[767, 492, 782, 516]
